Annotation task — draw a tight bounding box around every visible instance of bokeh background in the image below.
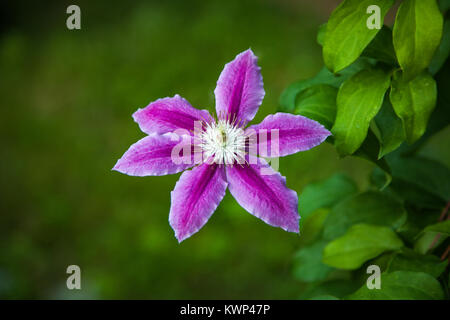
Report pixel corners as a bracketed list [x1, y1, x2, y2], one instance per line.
[1, 0, 448, 299]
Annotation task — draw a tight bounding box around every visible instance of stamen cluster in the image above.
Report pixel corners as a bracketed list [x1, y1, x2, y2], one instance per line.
[199, 119, 246, 165]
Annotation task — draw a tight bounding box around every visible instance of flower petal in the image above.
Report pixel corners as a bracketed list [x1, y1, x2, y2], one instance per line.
[226, 158, 299, 233]
[245, 113, 331, 157]
[113, 133, 197, 176]
[214, 49, 265, 125]
[169, 163, 227, 242]
[133, 94, 213, 135]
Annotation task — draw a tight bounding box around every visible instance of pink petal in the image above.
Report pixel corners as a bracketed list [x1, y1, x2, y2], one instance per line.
[214, 49, 265, 125]
[226, 158, 299, 233]
[169, 163, 227, 242]
[113, 133, 197, 176]
[245, 113, 331, 157]
[133, 94, 213, 135]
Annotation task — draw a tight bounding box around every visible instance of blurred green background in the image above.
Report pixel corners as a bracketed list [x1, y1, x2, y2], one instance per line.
[1, 0, 448, 299]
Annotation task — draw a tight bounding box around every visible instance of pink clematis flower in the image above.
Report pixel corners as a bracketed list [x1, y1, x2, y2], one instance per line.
[113, 49, 330, 242]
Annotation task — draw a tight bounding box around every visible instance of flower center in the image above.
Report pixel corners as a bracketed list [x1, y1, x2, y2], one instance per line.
[200, 119, 246, 165]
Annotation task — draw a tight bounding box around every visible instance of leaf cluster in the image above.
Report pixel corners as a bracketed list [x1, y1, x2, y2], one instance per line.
[284, 0, 450, 300]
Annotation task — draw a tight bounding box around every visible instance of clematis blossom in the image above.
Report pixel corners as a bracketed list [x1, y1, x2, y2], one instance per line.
[113, 49, 331, 242]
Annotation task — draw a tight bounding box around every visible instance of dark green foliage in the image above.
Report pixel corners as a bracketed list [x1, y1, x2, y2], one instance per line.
[323, 224, 404, 270]
[293, 240, 333, 282]
[347, 271, 445, 299]
[323, 192, 407, 240]
[299, 173, 357, 219]
[285, 0, 450, 300]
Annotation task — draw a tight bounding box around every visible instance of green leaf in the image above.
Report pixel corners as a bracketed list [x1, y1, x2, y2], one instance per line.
[353, 129, 392, 187]
[323, 0, 395, 73]
[300, 208, 330, 244]
[390, 181, 446, 210]
[332, 68, 391, 156]
[299, 173, 357, 218]
[362, 26, 397, 65]
[323, 191, 407, 240]
[347, 271, 445, 300]
[294, 84, 337, 130]
[423, 220, 450, 236]
[387, 156, 450, 202]
[389, 70, 437, 144]
[279, 80, 316, 113]
[414, 216, 450, 255]
[279, 58, 373, 113]
[394, 58, 450, 156]
[373, 98, 405, 158]
[388, 248, 448, 278]
[396, 206, 444, 243]
[317, 23, 327, 46]
[430, 19, 450, 75]
[393, 0, 444, 80]
[372, 156, 449, 209]
[293, 240, 333, 282]
[323, 224, 403, 270]
[414, 231, 447, 254]
[370, 251, 397, 271]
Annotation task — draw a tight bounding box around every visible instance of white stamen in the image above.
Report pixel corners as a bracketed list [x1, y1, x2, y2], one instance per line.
[200, 119, 246, 165]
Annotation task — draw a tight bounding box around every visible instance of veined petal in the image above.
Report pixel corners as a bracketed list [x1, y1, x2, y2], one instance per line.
[169, 163, 227, 242]
[214, 49, 265, 125]
[245, 113, 331, 157]
[226, 158, 299, 233]
[113, 133, 197, 176]
[133, 94, 213, 135]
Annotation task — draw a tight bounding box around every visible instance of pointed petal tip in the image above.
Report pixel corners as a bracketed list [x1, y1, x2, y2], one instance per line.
[243, 48, 260, 65]
[171, 220, 190, 243]
[290, 224, 300, 234]
[171, 221, 196, 243]
[131, 109, 141, 122]
[111, 163, 133, 176]
[284, 214, 300, 234]
[112, 160, 123, 172]
[242, 48, 255, 57]
[174, 231, 190, 243]
[323, 127, 332, 139]
[174, 232, 185, 243]
[111, 163, 130, 176]
[214, 48, 264, 125]
[112, 134, 196, 177]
